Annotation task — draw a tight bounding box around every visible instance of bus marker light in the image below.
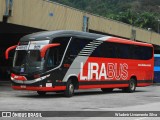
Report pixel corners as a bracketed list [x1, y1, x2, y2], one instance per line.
[64, 64, 70, 68]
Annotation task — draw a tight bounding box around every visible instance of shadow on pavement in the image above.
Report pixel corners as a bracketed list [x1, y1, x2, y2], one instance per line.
[16, 89, 148, 99]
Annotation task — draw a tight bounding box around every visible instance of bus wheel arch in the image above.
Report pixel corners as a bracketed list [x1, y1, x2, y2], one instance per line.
[67, 76, 79, 89]
[130, 76, 137, 86]
[64, 76, 79, 97]
[123, 76, 137, 93]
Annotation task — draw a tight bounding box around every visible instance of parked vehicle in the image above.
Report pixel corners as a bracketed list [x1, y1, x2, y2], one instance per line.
[5, 30, 154, 97]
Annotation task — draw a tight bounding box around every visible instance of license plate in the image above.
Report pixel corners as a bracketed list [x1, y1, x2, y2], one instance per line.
[46, 83, 52, 87]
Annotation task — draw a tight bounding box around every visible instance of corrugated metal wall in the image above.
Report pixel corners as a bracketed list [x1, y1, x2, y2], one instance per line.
[0, 0, 5, 21]
[7, 0, 83, 31]
[151, 32, 160, 45]
[134, 27, 151, 43]
[1, 0, 160, 45]
[88, 14, 132, 38]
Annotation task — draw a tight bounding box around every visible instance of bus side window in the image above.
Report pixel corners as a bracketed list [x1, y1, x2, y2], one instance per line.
[105, 43, 117, 58]
[46, 48, 59, 68]
[115, 43, 132, 59]
[67, 37, 92, 59]
[91, 42, 117, 58]
[69, 39, 80, 58]
[133, 45, 153, 60]
[46, 37, 71, 69]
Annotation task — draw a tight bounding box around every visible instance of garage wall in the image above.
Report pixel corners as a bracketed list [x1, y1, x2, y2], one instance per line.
[134, 27, 151, 43]
[151, 32, 160, 45]
[88, 14, 132, 38]
[7, 0, 83, 31]
[0, 0, 5, 22]
[0, 0, 159, 45]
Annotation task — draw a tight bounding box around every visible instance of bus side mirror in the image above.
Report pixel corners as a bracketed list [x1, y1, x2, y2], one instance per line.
[5, 45, 17, 60]
[40, 43, 60, 58]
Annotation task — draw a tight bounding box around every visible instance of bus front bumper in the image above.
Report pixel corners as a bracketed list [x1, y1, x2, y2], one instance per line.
[12, 85, 66, 91]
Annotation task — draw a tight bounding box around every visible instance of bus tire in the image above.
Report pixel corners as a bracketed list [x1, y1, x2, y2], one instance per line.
[37, 91, 46, 96]
[101, 88, 113, 93]
[123, 78, 136, 93]
[64, 80, 74, 97]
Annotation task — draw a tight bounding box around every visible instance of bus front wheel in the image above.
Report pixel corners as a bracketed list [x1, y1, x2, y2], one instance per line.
[123, 78, 136, 93]
[64, 80, 75, 97]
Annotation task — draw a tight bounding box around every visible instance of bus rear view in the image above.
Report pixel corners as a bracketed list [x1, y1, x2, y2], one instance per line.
[6, 30, 154, 97]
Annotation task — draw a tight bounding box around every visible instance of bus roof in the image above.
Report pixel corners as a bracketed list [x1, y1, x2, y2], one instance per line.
[20, 30, 105, 41]
[107, 37, 153, 47]
[20, 30, 153, 47]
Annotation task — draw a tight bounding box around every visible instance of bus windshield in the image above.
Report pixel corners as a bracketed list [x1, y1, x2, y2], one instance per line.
[13, 50, 44, 74]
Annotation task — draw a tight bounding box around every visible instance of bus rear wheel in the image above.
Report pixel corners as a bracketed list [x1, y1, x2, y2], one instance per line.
[64, 80, 75, 97]
[123, 78, 136, 93]
[37, 91, 46, 96]
[101, 88, 113, 93]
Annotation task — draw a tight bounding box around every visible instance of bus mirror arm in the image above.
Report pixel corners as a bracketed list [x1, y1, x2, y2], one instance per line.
[40, 43, 60, 58]
[5, 45, 17, 60]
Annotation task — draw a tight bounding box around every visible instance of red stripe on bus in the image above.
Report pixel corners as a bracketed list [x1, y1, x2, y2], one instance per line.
[107, 37, 153, 47]
[79, 84, 128, 89]
[12, 86, 66, 91]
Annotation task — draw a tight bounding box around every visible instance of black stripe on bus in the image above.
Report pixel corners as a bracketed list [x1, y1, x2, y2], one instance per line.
[12, 80, 153, 87]
[79, 80, 153, 85]
[79, 80, 129, 85]
[137, 80, 153, 83]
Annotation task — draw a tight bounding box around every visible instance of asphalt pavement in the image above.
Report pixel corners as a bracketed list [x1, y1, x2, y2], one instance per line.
[0, 81, 160, 120]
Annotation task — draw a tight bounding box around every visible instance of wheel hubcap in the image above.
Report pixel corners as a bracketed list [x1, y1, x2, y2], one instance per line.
[69, 84, 74, 94]
[130, 81, 135, 91]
